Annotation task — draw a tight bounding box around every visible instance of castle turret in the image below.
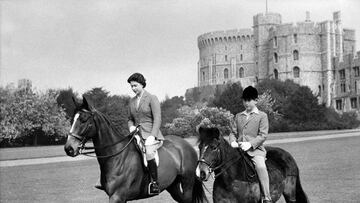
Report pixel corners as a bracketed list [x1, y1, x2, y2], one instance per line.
[253, 13, 282, 80]
[333, 11, 343, 61]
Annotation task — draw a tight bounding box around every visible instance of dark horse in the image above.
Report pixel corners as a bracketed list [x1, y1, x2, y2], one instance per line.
[196, 127, 309, 203]
[64, 97, 207, 203]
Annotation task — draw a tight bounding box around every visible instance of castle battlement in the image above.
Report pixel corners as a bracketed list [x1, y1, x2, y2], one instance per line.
[198, 29, 253, 48]
[343, 29, 356, 41]
[270, 21, 319, 36]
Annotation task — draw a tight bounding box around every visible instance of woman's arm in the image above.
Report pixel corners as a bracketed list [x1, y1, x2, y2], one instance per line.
[149, 95, 162, 137]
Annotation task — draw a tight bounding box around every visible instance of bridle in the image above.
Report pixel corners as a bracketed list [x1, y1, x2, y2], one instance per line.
[68, 110, 95, 148]
[67, 110, 139, 158]
[197, 141, 244, 179]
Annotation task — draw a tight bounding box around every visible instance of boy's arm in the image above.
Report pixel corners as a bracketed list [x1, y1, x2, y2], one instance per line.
[249, 112, 269, 149]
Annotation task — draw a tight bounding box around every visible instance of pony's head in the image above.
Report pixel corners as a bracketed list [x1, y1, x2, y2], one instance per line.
[64, 96, 97, 157]
[196, 126, 222, 181]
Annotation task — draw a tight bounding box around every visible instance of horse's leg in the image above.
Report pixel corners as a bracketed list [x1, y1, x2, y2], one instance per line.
[166, 176, 186, 203]
[282, 175, 297, 203]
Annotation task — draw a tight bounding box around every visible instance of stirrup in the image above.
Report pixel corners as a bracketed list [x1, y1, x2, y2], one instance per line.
[148, 181, 160, 195]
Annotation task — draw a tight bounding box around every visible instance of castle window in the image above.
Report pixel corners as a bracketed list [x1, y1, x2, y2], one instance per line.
[274, 36, 278, 47]
[224, 68, 229, 79]
[339, 69, 345, 80]
[239, 67, 244, 78]
[293, 34, 298, 43]
[336, 100, 342, 110]
[293, 50, 299, 60]
[240, 54, 243, 61]
[274, 69, 278, 79]
[340, 82, 346, 92]
[354, 66, 359, 77]
[318, 85, 321, 96]
[351, 98, 358, 109]
[225, 55, 228, 61]
[293, 66, 300, 78]
[274, 53, 278, 63]
[202, 71, 206, 81]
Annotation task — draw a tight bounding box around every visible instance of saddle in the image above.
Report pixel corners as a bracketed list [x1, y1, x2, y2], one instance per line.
[134, 134, 160, 167]
[239, 148, 286, 182]
[237, 149, 258, 182]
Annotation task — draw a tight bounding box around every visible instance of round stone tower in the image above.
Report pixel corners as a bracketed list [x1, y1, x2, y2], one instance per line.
[197, 29, 255, 87]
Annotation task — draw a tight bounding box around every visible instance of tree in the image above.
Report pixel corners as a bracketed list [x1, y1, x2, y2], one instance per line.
[102, 95, 131, 135]
[163, 104, 234, 138]
[256, 79, 299, 115]
[185, 87, 201, 105]
[161, 96, 185, 127]
[212, 82, 244, 115]
[83, 87, 109, 110]
[284, 86, 325, 124]
[0, 87, 69, 146]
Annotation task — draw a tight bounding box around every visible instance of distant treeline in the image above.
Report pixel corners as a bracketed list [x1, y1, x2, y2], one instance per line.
[1, 79, 359, 147]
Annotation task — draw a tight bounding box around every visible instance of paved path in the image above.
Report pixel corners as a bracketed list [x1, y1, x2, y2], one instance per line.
[1, 130, 359, 167]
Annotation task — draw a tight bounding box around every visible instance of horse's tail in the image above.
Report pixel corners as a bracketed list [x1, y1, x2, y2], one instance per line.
[296, 173, 309, 203]
[192, 178, 208, 203]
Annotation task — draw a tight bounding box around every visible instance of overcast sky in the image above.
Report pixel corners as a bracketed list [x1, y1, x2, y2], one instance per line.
[1, 0, 359, 100]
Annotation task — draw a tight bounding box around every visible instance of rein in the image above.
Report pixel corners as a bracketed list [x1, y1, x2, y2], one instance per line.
[79, 131, 136, 158]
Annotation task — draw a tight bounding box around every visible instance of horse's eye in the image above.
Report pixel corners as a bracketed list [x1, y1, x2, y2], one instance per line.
[209, 145, 217, 150]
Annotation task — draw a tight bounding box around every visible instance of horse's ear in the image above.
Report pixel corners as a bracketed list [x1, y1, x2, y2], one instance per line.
[198, 127, 220, 141]
[82, 95, 90, 110]
[72, 97, 80, 108]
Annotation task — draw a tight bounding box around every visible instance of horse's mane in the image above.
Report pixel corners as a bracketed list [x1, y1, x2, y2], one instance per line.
[91, 108, 127, 138]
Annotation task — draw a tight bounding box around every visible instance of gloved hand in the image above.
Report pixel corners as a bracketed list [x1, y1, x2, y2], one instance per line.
[239, 142, 252, 151]
[230, 141, 239, 148]
[145, 135, 156, 145]
[129, 125, 137, 133]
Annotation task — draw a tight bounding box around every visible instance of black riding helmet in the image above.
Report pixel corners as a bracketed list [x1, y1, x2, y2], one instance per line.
[242, 86, 258, 101]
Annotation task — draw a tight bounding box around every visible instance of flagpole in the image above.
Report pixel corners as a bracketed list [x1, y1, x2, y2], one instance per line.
[266, 0, 268, 14]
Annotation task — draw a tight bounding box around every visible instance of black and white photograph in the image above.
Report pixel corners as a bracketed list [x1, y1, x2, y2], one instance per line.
[1, 0, 360, 202]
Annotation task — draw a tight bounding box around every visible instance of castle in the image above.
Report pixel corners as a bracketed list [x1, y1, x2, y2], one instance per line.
[197, 11, 360, 113]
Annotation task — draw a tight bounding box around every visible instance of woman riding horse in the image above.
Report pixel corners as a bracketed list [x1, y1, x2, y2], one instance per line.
[127, 73, 164, 195]
[64, 96, 207, 201]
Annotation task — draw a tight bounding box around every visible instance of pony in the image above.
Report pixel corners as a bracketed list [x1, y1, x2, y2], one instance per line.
[64, 97, 208, 203]
[196, 127, 309, 203]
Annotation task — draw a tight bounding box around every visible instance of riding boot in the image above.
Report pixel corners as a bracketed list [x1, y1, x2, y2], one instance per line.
[147, 159, 160, 195]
